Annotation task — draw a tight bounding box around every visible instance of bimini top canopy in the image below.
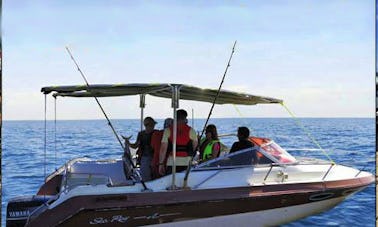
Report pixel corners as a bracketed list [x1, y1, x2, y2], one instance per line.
[41, 83, 282, 105]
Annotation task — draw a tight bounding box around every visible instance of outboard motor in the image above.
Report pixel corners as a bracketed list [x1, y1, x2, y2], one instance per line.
[6, 195, 52, 227]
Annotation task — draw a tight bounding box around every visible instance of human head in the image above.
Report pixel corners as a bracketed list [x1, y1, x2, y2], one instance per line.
[237, 126, 250, 141]
[143, 117, 157, 131]
[176, 109, 188, 122]
[164, 118, 173, 128]
[205, 124, 218, 140]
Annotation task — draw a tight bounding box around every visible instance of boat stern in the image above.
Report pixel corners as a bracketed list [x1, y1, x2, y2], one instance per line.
[6, 195, 52, 227]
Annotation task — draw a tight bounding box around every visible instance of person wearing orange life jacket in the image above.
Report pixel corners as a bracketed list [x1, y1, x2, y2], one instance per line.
[158, 109, 198, 175]
[199, 124, 221, 162]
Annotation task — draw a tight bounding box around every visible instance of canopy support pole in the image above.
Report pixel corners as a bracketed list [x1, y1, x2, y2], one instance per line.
[44, 94, 47, 184]
[139, 94, 146, 132]
[54, 96, 57, 170]
[170, 84, 180, 189]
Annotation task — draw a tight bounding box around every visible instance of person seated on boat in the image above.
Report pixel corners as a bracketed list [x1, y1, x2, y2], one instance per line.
[158, 109, 198, 175]
[229, 126, 258, 164]
[199, 124, 221, 162]
[124, 116, 158, 181]
[151, 118, 173, 179]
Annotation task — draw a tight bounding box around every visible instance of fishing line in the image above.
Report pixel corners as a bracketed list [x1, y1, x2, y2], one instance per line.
[280, 102, 335, 164]
[232, 104, 253, 129]
[231, 104, 264, 143]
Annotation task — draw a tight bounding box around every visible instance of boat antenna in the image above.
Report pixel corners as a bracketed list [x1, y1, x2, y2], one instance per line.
[65, 46, 148, 190]
[199, 40, 237, 140]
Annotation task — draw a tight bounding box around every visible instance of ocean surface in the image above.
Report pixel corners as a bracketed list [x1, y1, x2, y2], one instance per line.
[2, 118, 375, 226]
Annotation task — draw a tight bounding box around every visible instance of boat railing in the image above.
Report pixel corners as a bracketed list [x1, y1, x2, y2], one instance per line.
[45, 157, 91, 182]
[194, 159, 338, 186]
[192, 170, 222, 189]
[321, 163, 335, 180]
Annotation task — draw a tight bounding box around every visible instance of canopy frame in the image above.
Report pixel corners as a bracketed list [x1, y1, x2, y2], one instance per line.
[42, 83, 283, 190]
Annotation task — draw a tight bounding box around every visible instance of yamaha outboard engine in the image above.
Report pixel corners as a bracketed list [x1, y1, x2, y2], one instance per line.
[6, 195, 52, 227]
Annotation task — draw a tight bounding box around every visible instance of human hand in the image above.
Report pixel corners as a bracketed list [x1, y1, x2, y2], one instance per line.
[159, 165, 166, 176]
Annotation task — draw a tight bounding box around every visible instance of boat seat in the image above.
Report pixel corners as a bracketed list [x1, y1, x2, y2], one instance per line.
[64, 173, 112, 190]
[67, 160, 129, 185]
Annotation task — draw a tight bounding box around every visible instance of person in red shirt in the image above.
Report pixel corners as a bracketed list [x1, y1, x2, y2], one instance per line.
[150, 118, 173, 179]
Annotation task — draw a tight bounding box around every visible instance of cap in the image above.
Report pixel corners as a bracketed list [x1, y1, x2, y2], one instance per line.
[144, 117, 157, 125]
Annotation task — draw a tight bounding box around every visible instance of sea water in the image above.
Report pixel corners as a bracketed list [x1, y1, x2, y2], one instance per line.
[2, 118, 375, 226]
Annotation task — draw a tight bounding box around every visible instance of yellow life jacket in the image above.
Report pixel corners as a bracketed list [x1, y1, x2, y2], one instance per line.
[202, 140, 220, 161]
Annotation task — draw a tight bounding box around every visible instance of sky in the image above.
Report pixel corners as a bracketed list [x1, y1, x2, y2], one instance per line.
[3, 1, 375, 120]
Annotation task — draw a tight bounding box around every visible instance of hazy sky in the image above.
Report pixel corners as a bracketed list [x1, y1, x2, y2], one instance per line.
[3, 1, 374, 120]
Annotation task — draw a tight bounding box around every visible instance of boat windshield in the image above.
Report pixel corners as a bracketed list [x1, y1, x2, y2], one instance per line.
[197, 147, 264, 168]
[196, 138, 296, 169]
[258, 141, 297, 164]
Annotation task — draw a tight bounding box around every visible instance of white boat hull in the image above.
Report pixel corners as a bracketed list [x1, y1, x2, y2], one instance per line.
[154, 196, 347, 227]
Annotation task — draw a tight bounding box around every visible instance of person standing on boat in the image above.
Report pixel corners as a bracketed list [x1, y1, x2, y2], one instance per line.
[199, 124, 221, 162]
[158, 109, 198, 175]
[124, 116, 158, 181]
[151, 118, 173, 179]
[229, 126, 258, 164]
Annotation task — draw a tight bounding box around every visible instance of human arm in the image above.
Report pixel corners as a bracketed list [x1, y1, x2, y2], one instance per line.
[189, 128, 198, 155]
[158, 129, 170, 175]
[158, 142, 168, 175]
[211, 142, 221, 159]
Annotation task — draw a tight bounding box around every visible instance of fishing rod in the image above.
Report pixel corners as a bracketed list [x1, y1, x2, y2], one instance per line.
[199, 40, 237, 140]
[183, 41, 237, 188]
[65, 47, 148, 190]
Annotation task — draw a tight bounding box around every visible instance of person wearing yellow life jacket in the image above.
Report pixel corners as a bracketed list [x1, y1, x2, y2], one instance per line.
[159, 109, 198, 175]
[199, 124, 221, 162]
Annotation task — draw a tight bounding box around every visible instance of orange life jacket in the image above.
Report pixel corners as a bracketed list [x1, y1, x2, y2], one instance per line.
[168, 124, 192, 157]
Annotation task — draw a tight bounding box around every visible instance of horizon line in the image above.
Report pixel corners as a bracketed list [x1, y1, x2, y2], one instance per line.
[3, 117, 374, 122]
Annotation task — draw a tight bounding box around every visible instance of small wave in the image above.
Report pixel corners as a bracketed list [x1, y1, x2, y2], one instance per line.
[286, 148, 322, 151]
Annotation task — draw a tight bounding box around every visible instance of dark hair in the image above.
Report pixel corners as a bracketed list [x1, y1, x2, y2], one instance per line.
[164, 118, 173, 128]
[177, 109, 188, 120]
[237, 126, 250, 140]
[206, 124, 218, 140]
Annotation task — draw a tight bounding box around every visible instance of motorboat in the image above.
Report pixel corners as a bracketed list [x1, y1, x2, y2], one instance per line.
[6, 83, 374, 227]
